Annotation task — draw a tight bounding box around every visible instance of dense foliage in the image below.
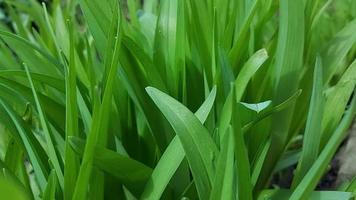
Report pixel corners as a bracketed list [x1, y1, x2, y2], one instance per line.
[0, 0, 355, 199]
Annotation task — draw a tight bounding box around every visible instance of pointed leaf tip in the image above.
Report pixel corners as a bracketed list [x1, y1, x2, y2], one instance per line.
[258, 48, 268, 57]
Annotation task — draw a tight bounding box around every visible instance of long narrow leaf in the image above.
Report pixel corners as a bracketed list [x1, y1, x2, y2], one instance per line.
[141, 86, 217, 200]
[24, 63, 64, 189]
[292, 56, 324, 187]
[290, 92, 356, 200]
[146, 87, 219, 200]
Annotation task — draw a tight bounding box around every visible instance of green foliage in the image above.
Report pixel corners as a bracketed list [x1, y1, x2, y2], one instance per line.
[0, 0, 355, 199]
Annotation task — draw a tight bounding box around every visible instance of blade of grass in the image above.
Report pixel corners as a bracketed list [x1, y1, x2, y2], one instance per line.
[251, 140, 271, 186]
[24, 63, 64, 190]
[146, 86, 219, 200]
[69, 137, 152, 197]
[0, 70, 64, 92]
[219, 49, 268, 137]
[0, 99, 48, 191]
[289, 92, 356, 200]
[0, 78, 65, 131]
[0, 30, 64, 73]
[274, 149, 301, 172]
[321, 59, 356, 147]
[63, 19, 79, 200]
[0, 176, 30, 200]
[209, 126, 234, 200]
[254, 0, 304, 192]
[292, 56, 324, 187]
[232, 84, 252, 200]
[141, 86, 216, 200]
[259, 190, 352, 200]
[4, 138, 31, 193]
[72, 6, 122, 199]
[242, 90, 302, 132]
[345, 177, 356, 195]
[43, 170, 58, 200]
[228, 0, 262, 69]
[78, 0, 112, 55]
[321, 19, 356, 84]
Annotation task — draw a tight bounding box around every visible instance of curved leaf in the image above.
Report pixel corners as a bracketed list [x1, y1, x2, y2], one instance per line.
[141, 86, 217, 200]
[146, 86, 218, 200]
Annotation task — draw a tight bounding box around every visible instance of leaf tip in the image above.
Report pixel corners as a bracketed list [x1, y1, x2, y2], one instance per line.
[145, 86, 155, 94]
[259, 48, 268, 58]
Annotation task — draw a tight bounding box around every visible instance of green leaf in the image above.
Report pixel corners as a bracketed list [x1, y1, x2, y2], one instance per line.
[219, 49, 268, 137]
[141, 86, 217, 200]
[321, 19, 356, 84]
[72, 7, 122, 199]
[232, 84, 252, 200]
[0, 0, 355, 199]
[321, 59, 356, 147]
[228, 0, 262, 69]
[43, 170, 58, 200]
[292, 56, 324, 187]
[290, 92, 356, 200]
[0, 70, 64, 92]
[0, 77, 65, 131]
[255, 0, 304, 191]
[63, 20, 79, 200]
[251, 140, 270, 186]
[69, 137, 152, 197]
[0, 99, 49, 191]
[345, 177, 356, 195]
[235, 49, 269, 101]
[0, 30, 63, 74]
[274, 149, 301, 172]
[122, 36, 166, 91]
[77, 0, 113, 54]
[3, 138, 31, 194]
[259, 190, 352, 200]
[240, 101, 272, 113]
[242, 90, 302, 132]
[140, 136, 183, 200]
[0, 176, 30, 200]
[153, 0, 184, 96]
[24, 63, 64, 189]
[209, 126, 234, 200]
[146, 86, 219, 200]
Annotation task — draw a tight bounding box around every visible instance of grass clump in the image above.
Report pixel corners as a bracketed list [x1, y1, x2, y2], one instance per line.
[0, 0, 355, 199]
